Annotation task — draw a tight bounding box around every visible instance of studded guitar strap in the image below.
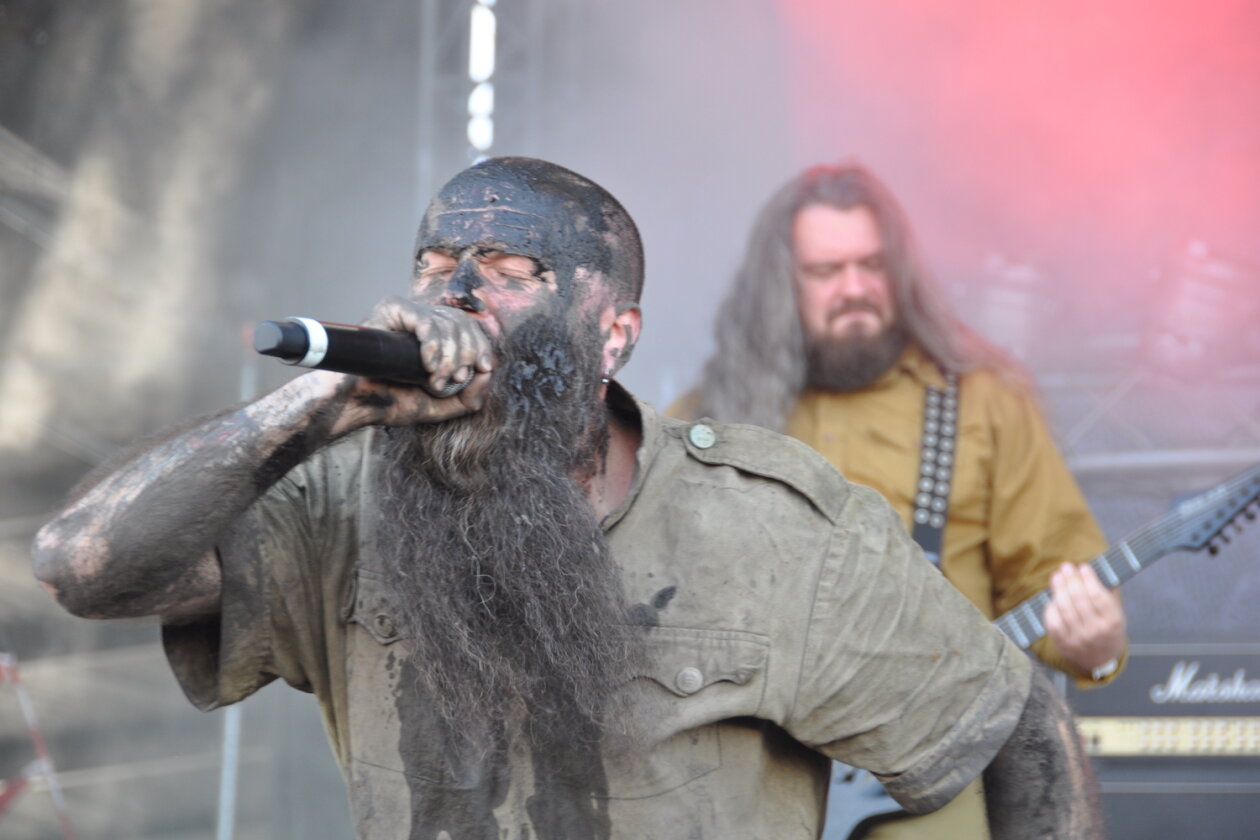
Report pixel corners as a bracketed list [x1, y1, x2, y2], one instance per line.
[910, 373, 958, 566]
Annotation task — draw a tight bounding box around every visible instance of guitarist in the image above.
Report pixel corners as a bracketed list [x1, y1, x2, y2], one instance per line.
[672, 161, 1127, 839]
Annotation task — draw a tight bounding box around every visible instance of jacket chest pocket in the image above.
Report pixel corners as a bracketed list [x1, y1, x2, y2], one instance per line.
[346, 568, 404, 645]
[604, 626, 769, 800]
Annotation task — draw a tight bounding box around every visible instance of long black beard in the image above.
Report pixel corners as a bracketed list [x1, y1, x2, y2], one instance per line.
[374, 313, 638, 757]
[805, 322, 909, 392]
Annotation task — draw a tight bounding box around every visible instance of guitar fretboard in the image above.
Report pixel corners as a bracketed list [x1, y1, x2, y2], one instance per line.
[992, 463, 1260, 649]
[994, 533, 1158, 650]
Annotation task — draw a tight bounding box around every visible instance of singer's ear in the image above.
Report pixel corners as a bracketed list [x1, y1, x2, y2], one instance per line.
[600, 301, 641, 379]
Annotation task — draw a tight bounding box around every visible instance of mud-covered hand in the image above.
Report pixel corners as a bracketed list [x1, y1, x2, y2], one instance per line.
[1043, 562, 1127, 672]
[331, 297, 495, 432]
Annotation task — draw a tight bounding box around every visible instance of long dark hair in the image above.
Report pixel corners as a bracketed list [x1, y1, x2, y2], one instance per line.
[693, 161, 1018, 429]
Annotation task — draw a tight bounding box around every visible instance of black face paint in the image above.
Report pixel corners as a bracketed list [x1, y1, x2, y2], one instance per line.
[416, 158, 628, 307]
[443, 258, 488, 312]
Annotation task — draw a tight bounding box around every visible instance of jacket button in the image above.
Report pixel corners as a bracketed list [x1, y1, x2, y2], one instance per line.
[688, 424, 717, 449]
[675, 666, 704, 694]
[374, 614, 396, 637]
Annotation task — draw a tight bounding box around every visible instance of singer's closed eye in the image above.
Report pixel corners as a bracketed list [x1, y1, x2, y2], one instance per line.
[417, 250, 457, 279]
[475, 252, 552, 285]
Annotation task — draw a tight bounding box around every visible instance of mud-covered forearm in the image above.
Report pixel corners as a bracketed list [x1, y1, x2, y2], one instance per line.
[983, 668, 1103, 839]
[32, 374, 356, 620]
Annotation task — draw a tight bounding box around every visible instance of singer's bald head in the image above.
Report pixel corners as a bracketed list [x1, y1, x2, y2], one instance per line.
[416, 157, 644, 307]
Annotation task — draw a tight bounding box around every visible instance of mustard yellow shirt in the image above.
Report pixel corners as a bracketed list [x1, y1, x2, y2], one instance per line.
[672, 345, 1117, 686]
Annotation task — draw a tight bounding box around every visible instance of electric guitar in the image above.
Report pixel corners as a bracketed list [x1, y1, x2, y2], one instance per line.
[823, 463, 1260, 840]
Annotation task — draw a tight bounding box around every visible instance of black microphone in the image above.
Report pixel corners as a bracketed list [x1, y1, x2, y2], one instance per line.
[253, 318, 467, 398]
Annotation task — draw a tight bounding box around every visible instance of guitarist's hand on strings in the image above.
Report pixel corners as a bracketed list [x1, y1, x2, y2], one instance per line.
[1044, 562, 1127, 673]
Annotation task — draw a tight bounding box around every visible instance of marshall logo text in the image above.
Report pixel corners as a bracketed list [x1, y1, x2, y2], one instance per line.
[1150, 661, 1260, 704]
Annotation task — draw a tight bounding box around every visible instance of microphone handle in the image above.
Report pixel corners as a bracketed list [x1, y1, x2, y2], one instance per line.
[253, 318, 467, 398]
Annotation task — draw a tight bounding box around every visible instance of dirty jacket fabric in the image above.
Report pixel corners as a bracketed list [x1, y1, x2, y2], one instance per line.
[163, 386, 1031, 840]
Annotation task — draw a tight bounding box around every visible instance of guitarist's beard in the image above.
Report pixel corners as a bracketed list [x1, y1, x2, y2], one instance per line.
[373, 313, 641, 759]
[805, 322, 908, 392]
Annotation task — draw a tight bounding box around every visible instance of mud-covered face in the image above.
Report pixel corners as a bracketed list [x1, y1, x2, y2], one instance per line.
[413, 158, 625, 337]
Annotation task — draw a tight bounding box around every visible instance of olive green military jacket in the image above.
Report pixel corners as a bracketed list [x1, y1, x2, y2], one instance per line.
[164, 386, 1030, 840]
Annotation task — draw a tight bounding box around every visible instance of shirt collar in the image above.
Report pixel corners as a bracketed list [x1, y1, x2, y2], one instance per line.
[877, 342, 948, 390]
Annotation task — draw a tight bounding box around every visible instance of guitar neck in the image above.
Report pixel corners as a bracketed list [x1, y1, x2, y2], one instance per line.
[993, 529, 1164, 650]
[989, 463, 1260, 649]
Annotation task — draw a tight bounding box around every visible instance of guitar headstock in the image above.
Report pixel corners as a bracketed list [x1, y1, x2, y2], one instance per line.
[1163, 464, 1260, 554]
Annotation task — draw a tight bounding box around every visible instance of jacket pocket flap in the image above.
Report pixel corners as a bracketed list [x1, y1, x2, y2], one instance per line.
[630, 626, 769, 698]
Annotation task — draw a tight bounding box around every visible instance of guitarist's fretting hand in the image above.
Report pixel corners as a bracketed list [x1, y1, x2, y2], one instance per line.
[1044, 562, 1128, 673]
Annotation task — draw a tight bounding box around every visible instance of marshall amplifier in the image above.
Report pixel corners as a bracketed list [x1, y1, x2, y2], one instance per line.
[1063, 644, 1260, 839]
